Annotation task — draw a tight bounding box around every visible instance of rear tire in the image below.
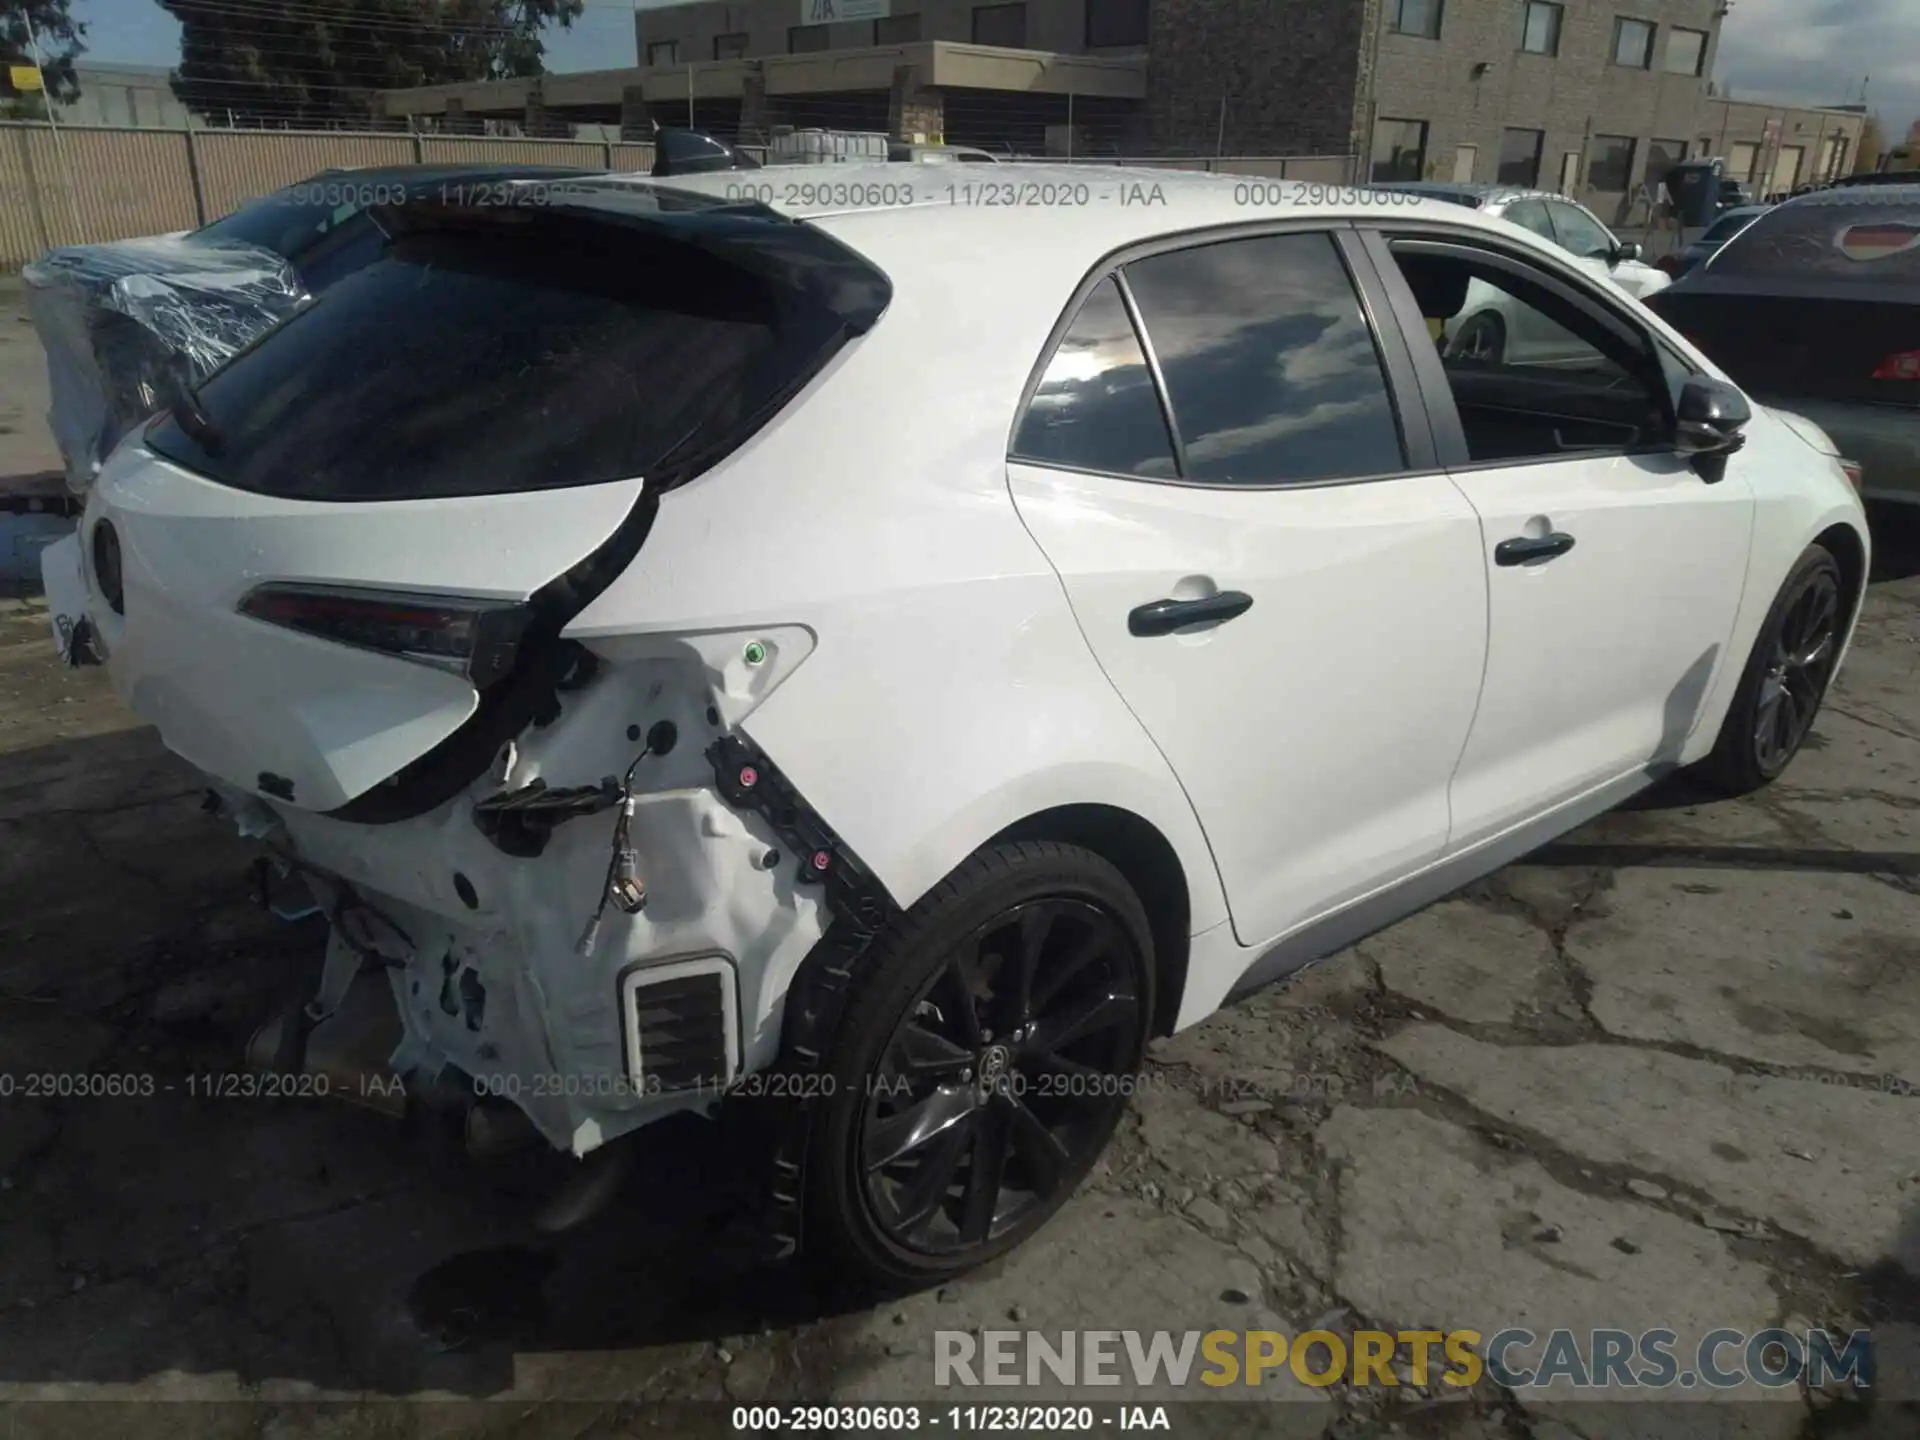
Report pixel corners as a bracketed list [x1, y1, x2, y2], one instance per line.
[805, 841, 1154, 1289]
[1694, 544, 1844, 796]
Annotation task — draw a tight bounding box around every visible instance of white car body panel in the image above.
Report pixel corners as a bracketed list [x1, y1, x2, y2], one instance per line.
[81, 447, 642, 811]
[1444, 450, 1753, 845]
[41, 168, 1871, 1173]
[1005, 460, 1486, 948]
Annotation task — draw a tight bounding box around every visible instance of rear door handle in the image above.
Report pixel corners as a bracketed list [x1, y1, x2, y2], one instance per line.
[1494, 532, 1577, 567]
[1128, 591, 1254, 637]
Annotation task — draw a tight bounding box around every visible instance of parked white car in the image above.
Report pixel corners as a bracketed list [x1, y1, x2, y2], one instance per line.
[1370, 182, 1672, 365]
[41, 170, 1868, 1285]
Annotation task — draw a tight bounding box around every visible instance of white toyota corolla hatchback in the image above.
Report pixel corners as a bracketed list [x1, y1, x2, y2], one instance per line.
[41, 167, 1869, 1285]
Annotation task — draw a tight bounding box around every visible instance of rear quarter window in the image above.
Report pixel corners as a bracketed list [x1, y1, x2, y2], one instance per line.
[147, 205, 840, 501]
[1711, 191, 1920, 285]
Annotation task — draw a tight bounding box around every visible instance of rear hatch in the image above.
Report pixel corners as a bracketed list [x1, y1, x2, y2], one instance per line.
[1649, 189, 1920, 407]
[80, 184, 889, 818]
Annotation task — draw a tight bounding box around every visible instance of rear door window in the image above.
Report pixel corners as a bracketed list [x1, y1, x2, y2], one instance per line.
[1503, 199, 1557, 241]
[1012, 277, 1178, 478]
[1545, 201, 1617, 261]
[1120, 232, 1406, 485]
[147, 205, 838, 501]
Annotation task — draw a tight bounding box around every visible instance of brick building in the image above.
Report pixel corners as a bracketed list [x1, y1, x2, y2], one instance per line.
[377, 0, 1864, 211]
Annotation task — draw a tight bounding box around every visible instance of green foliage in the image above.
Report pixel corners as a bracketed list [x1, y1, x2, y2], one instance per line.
[161, 0, 584, 127]
[0, 0, 86, 103]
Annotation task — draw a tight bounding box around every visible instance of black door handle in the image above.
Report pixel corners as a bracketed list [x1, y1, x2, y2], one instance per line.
[1128, 591, 1254, 637]
[1494, 532, 1577, 567]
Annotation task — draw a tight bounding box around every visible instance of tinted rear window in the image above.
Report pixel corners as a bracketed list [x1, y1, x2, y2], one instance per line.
[148, 206, 830, 501]
[196, 193, 343, 257]
[1711, 191, 1920, 285]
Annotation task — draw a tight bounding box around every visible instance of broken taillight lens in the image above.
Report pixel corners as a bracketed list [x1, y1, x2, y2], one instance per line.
[1872, 350, 1920, 381]
[237, 583, 532, 688]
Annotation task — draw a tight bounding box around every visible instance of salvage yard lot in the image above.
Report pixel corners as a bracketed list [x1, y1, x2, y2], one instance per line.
[1, 307, 1918, 1438]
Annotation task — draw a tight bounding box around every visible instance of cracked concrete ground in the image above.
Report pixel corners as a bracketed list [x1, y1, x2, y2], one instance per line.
[3, 312, 1919, 1438]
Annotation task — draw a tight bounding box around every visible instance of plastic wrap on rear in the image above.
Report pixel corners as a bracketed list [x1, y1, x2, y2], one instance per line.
[22, 239, 309, 491]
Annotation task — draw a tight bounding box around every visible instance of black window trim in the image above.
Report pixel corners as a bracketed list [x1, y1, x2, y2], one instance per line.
[1520, 0, 1562, 56]
[1354, 223, 1679, 474]
[1387, 0, 1444, 40]
[1611, 15, 1656, 69]
[1005, 219, 1439, 492]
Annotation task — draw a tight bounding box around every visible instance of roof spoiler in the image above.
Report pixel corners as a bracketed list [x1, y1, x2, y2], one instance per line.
[652, 128, 762, 178]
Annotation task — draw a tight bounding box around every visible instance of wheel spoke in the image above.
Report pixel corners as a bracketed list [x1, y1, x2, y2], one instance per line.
[936, 953, 986, 1049]
[891, 1114, 974, 1235]
[1754, 679, 1785, 759]
[958, 1100, 1014, 1245]
[1009, 1098, 1072, 1198]
[1795, 632, 1834, 670]
[888, 1022, 973, 1084]
[1030, 987, 1138, 1056]
[865, 1084, 978, 1172]
[1030, 914, 1116, 1016]
[1007, 905, 1056, 1029]
[1024, 1047, 1103, 1082]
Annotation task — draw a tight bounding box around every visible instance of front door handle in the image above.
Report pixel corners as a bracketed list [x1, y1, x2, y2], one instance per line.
[1494, 532, 1577, 567]
[1128, 591, 1254, 637]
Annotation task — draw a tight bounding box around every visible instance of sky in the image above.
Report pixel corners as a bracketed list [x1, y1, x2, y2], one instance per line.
[62, 0, 1920, 139]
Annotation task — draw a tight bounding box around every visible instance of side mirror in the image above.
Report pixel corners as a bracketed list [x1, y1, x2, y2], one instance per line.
[1612, 240, 1642, 264]
[1675, 376, 1750, 460]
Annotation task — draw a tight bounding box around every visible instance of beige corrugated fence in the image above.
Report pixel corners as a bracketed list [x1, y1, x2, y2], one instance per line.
[1, 121, 1360, 269]
[0, 123, 660, 268]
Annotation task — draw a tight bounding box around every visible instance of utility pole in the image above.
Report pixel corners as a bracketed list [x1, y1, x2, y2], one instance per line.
[23, 12, 85, 243]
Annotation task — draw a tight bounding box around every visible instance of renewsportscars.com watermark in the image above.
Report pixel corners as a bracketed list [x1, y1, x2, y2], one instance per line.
[934, 1327, 1876, 1392]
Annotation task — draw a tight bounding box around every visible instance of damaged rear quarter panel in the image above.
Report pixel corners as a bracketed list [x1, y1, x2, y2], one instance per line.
[561, 245, 1229, 943]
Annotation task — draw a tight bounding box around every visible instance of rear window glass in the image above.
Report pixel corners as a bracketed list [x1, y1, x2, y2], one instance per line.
[1012, 277, 1177, 478]
[148, 207, 814, 500]
[197, 193, 345, 257]
[1711, 191, 1920, 284]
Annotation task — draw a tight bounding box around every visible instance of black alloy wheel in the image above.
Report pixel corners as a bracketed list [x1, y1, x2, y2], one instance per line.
[1697, 544, 1847, 795]
[807, 841, 1155, 1286]
[860, 897, 1140, 1256]
[1753, 562, 1840, 774]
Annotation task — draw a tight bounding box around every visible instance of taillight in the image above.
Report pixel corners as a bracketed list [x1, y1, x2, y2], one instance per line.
[1872, 350, 1920, 381]
[1839, 459, 1864, 492]
[1656, 253, 1682, 276]
[238, 584, 532, 688]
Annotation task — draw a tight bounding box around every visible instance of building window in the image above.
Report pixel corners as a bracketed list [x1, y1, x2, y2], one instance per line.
[1087, 0, 1149, 48]
[971, 3, 1027, 46]
[1389, 0, 1443, 39]
[1588, 134, 1637, 191]
[713, 32, 748, 59]
[788, 23, 830, 52]
[1370, 117, 1429, 182]
[1521, 2, 1562, 56]
[1612, 17, 1655, 68]
[1664, 26, 1707, 76]
[875, 13, 921, 43]
[1498, 127, 1544, 185]
[646, 40, 679, 65]
[1647, 137, 1686, 189]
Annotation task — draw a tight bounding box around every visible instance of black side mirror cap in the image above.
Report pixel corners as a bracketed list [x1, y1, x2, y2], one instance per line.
[1612, 240, 1642, 264]
[1675, 375, 1751, 467]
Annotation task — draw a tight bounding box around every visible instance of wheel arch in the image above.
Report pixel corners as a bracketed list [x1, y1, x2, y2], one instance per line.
[1813, 519, 1869, 640]
[990, 803, 1193, 1039]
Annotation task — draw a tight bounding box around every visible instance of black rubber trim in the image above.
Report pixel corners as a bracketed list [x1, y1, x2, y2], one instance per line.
[326, 489, 661, 824]
[705, 733, 900, 1257]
